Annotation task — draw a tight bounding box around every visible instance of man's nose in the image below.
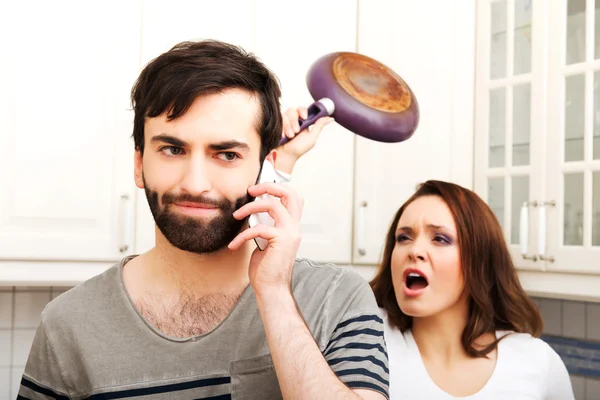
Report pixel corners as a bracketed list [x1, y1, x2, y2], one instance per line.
[179, 156, 211, 195]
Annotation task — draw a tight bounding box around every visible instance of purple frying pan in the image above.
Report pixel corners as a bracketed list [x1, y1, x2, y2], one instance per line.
[279, 51, 419, 146]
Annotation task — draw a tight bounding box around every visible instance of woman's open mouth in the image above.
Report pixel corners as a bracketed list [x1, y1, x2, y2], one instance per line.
[403, 269, 429, 296]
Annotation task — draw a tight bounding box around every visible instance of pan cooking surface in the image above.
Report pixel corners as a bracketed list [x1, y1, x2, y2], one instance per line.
[332, 53, 413, 114]
[305, 50, 419, 142]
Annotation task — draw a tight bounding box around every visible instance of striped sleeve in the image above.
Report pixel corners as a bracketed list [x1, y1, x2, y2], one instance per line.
[323, 273, 389, 398]
[18, 319, 71, 399]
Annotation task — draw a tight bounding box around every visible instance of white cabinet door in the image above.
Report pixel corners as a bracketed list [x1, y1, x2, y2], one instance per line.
[472, 0, 600, 301]
[135, 0, 256, 253]
[253, 0, 357, 264]
[353, 0, 475, 265]
[474, 0, 547, 271]
[139, 0, 255, 63]
[544, 0, 600, 273]
[0, 2, 141, 261]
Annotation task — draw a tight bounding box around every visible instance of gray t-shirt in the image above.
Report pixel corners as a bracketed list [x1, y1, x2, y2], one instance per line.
[18, 257, 389, 399]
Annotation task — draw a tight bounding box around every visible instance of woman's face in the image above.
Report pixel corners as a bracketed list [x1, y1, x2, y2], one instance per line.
[391, 195, 465, 318]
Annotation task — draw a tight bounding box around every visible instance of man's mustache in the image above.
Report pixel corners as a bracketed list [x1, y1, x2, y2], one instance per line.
[161, 192, 231, 209]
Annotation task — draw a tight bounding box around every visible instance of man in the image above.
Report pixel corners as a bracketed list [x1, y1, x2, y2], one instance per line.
[19, 40, 389, 399]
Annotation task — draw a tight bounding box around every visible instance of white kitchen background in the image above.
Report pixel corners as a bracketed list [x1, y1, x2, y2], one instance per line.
[0, 0, 599, 399]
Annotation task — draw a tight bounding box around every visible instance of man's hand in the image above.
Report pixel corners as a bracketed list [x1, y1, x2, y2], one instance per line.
[275, 106, 334, 174]
[228, 183, 387, 400]
[227, 182, 302, 295]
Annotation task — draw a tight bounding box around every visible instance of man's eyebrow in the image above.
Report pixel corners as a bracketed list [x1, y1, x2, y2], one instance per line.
[208, 140, 250, 151]
[149, 136, 251, 151]
[150, 134, 187, 147]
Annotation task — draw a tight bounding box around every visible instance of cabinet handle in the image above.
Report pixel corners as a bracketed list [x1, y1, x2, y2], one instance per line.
[119, 194, 132, 253]
[538, 200, 555, 262]
[357, 201, 367, 256]
[520, 201, 538, 261]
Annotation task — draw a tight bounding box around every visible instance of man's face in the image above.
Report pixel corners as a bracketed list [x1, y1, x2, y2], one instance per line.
[134, 89, 263, 254]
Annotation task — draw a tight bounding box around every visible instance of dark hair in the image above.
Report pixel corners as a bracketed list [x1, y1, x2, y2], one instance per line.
[370, 180, 543, 357]
[130, 40, 282, 162]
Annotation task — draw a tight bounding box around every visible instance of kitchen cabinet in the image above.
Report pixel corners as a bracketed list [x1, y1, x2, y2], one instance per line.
[133, 0, 358, 263]
[0, 1, 140, 262]
[351, 0, 476, 265]
[135, 0, 475, 267]
[474, 0, 600, 301]
[0, 0, 475, 285]
[253, 0, 357, 264]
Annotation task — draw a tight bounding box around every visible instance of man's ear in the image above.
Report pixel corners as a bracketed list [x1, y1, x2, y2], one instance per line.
[134, 149, 144, 189]
[265, 149, 277, 168]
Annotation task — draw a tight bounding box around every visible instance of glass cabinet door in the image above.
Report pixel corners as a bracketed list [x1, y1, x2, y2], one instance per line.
[475, 0, 545, 270]
[546, 0, 600, 273]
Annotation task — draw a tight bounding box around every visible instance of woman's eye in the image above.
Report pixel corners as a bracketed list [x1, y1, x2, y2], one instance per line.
[434, 235, 451, 244]
[396, 234, 409, 243]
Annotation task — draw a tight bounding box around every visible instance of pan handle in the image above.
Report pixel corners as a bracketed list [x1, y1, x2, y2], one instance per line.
[279, 98, 335, 146]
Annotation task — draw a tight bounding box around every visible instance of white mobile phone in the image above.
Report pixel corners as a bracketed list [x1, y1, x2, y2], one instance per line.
[247, 159, 278, 250]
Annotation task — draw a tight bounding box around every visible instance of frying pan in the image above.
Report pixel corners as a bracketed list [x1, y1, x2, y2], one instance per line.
[279, 51, 419, 146]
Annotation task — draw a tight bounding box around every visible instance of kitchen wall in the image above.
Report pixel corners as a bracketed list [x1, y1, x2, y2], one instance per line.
[0, 286, 69, 399]
[0, 286, 599, 399]
[534, 297, 600, 400]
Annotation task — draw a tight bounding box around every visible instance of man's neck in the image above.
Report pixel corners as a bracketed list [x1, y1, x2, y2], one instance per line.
[127, 228, 255, 298]
[121, 229, 257, 337]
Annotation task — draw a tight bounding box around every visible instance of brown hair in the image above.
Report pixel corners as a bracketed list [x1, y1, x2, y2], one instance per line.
[130, 40, 282, 163]
[370, 180, 543, 357]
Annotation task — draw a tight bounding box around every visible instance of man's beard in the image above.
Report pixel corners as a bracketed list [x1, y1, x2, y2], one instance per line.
[143, 176, 252, 254]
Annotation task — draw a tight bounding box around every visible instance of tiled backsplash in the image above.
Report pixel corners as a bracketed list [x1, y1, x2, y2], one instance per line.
[533, 297, 600, 400]
[0, 286, 69, 399]
[0, 288, 599, 399]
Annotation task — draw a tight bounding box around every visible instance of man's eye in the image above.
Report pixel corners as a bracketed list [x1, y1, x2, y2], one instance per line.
[160, 146, 183, 156]
[217, 152, 239, 161]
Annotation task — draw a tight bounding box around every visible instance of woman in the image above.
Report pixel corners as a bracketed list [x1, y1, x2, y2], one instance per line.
[370, 180, 574, 399]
